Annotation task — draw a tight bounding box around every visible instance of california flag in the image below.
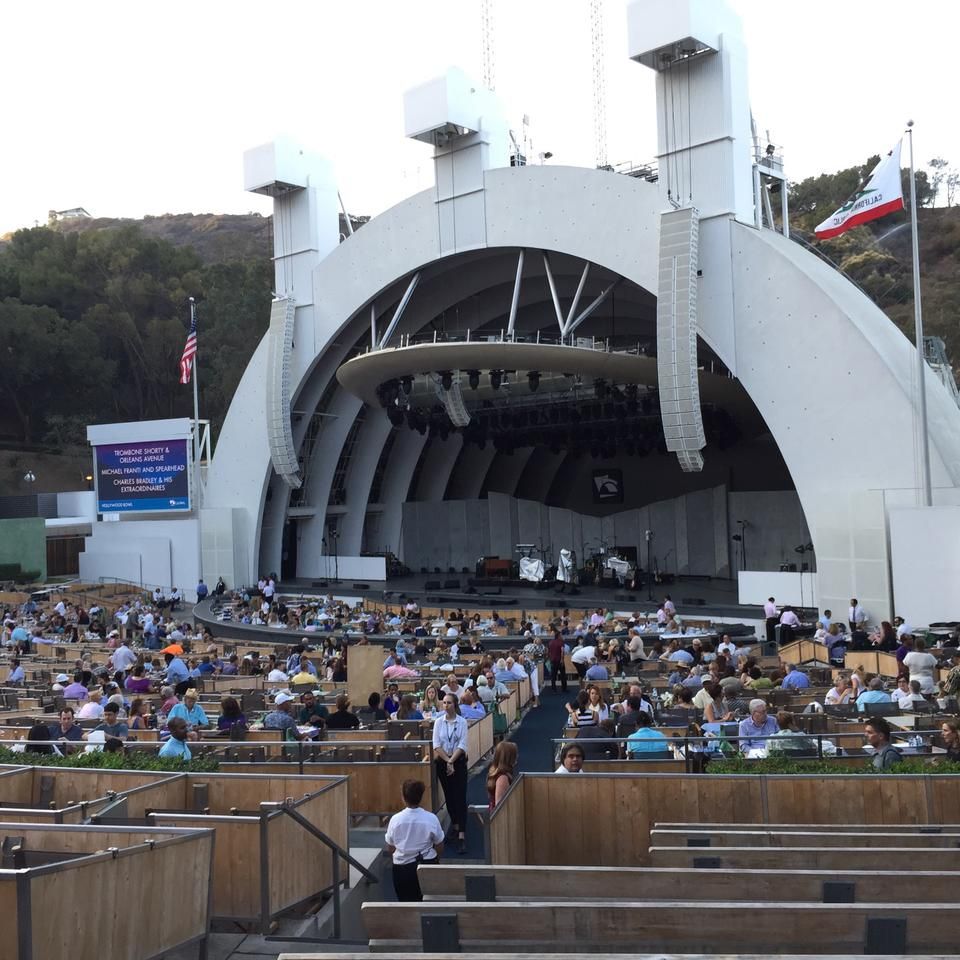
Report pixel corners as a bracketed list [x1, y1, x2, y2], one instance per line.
[814, 142, 905, 240]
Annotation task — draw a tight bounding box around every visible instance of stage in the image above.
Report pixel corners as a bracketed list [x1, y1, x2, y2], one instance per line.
[277, 572, 765, 623]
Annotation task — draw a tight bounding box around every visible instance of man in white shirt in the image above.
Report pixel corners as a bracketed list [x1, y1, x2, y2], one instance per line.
[77, 691, 105, 719]
[111, 642, 137, 673]
[849, 598, 867, 632]
[266, 665, 289, 683]
[763, 597, 778, 644]
[570, 644, 596, 680]
[895, 618, 915, 640]
[717, 635, 738, 660]
[262, 580, 276, 602]
[778, 606, 800, 643]
[384, 779, 444, 901]
[663, 596, 676, 616]
[54, 599, 67, 618]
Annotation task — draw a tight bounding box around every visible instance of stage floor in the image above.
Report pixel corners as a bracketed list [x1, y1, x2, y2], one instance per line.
[279, 573, 763, 622]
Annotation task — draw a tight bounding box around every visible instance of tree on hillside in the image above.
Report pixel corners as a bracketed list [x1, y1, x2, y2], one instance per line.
[0, 224, 271, 446]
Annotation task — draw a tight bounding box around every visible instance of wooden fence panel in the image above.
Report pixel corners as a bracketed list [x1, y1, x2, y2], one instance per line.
[26, 830, 211, 960]
[266, 777, 349, 917]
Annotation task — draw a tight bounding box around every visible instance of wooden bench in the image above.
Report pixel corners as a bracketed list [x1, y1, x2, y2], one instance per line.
[654, 820, 960, 833]
[360, 901, 953, 953]
[650, 827, 960, 848]
[648, 844, 960, 870]
[416, 862, 960, 903]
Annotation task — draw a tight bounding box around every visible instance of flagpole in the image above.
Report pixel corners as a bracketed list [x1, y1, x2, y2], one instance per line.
[906, 121, 932, 507]
[189, 297, 201, 504]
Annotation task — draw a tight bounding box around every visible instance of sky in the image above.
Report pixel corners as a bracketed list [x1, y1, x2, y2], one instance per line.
[3, 0, 959, 234]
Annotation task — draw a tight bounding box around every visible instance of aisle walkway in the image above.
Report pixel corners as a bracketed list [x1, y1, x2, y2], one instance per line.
[457, 683, 571, 857]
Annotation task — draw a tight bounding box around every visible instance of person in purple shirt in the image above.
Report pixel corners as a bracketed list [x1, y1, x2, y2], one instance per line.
[124, 665, 152, 694]
[63, 675, 88, 700]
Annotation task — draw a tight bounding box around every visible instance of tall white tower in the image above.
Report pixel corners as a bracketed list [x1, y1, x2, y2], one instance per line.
[627, 0, 754, 223]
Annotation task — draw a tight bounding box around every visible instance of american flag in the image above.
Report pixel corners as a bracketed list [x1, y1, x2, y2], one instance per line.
[179, 310, 197, 384]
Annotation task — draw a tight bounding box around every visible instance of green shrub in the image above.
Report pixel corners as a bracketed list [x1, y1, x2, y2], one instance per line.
[0, 746, 218, 772]
[707, 756, 960, 775]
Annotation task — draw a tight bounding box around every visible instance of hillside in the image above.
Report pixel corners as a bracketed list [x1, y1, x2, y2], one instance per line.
[40, 210, 367, 265]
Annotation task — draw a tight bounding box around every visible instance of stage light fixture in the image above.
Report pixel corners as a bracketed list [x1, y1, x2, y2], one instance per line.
[527, 370, 540, 392]
[490, 370, 502, 390]
[467, 369, 480, 390]
[439, 371, 453, 391]
[400, 376, 413, 396]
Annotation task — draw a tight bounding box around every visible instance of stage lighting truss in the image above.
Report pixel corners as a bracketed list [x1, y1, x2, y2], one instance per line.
[430, 370, 472, 427]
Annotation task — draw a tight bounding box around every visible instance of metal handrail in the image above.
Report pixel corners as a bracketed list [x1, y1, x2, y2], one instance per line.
[261, 800, 376, 939]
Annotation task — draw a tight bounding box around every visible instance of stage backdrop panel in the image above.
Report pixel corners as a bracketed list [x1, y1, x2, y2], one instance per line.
[889, 505, 960, 625]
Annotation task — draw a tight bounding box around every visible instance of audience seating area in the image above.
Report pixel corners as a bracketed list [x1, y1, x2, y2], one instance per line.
[359, 816, 959, 953]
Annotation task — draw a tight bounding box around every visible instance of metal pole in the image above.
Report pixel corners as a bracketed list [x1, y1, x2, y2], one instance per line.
[541, 252, 565, 335]
[907, 122, 932, 507]
[507, 249, 524, 336]
[781, 179, 790, 239]
[564, 261, 591, 336]
[370, 303, 377, 351]
[189, 299, 200, 485]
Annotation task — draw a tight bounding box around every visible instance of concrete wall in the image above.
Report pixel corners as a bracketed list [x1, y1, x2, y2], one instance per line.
[400, 486, 808, 578]
[0, 518, 47, 581]
[79, 518, 200, 599]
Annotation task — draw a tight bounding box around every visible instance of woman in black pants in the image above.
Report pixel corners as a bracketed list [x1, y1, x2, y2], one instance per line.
[432, 692, 469, 853]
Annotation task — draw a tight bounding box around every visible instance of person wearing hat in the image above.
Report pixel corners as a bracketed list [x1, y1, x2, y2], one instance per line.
[77, 690, 104, 720]
[263, 691, 308, 740]
[167, 689, 209, 737]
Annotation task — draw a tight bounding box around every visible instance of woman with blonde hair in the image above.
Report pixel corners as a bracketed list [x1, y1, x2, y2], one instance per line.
[486, 740, 519, 809]
[420, 682, 442, 718]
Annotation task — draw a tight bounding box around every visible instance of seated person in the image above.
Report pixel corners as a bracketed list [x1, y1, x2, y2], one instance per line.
[890, 676, 925, 710]
[384, 684, 402, 715]
[584, 657, 609, 681]
[626, 711, 670, 757]
[325, 694, 361, 730]
[615, 695, 644, 737]
[50, 707, 84, 745]
[77, 690, 105, 719]
[865, 716, 902, 770]
[824, 676, 852, 705]
[167, 689, 210, 735]
[767, 710, 820, 754]
[566, 690, 596, 727]
[576, 718, 618, 760]
[263, 691, 308, 740]
[217, 696, 246, 733]
[365, 692, 389, 721]
[394, 694, 424, 721]
[458, 688, 486, 720]
[737, 699, 779, 752]
[856, 676, 892, 712]
[94, 702, 129, 744]
[158, 717, 193, 760]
